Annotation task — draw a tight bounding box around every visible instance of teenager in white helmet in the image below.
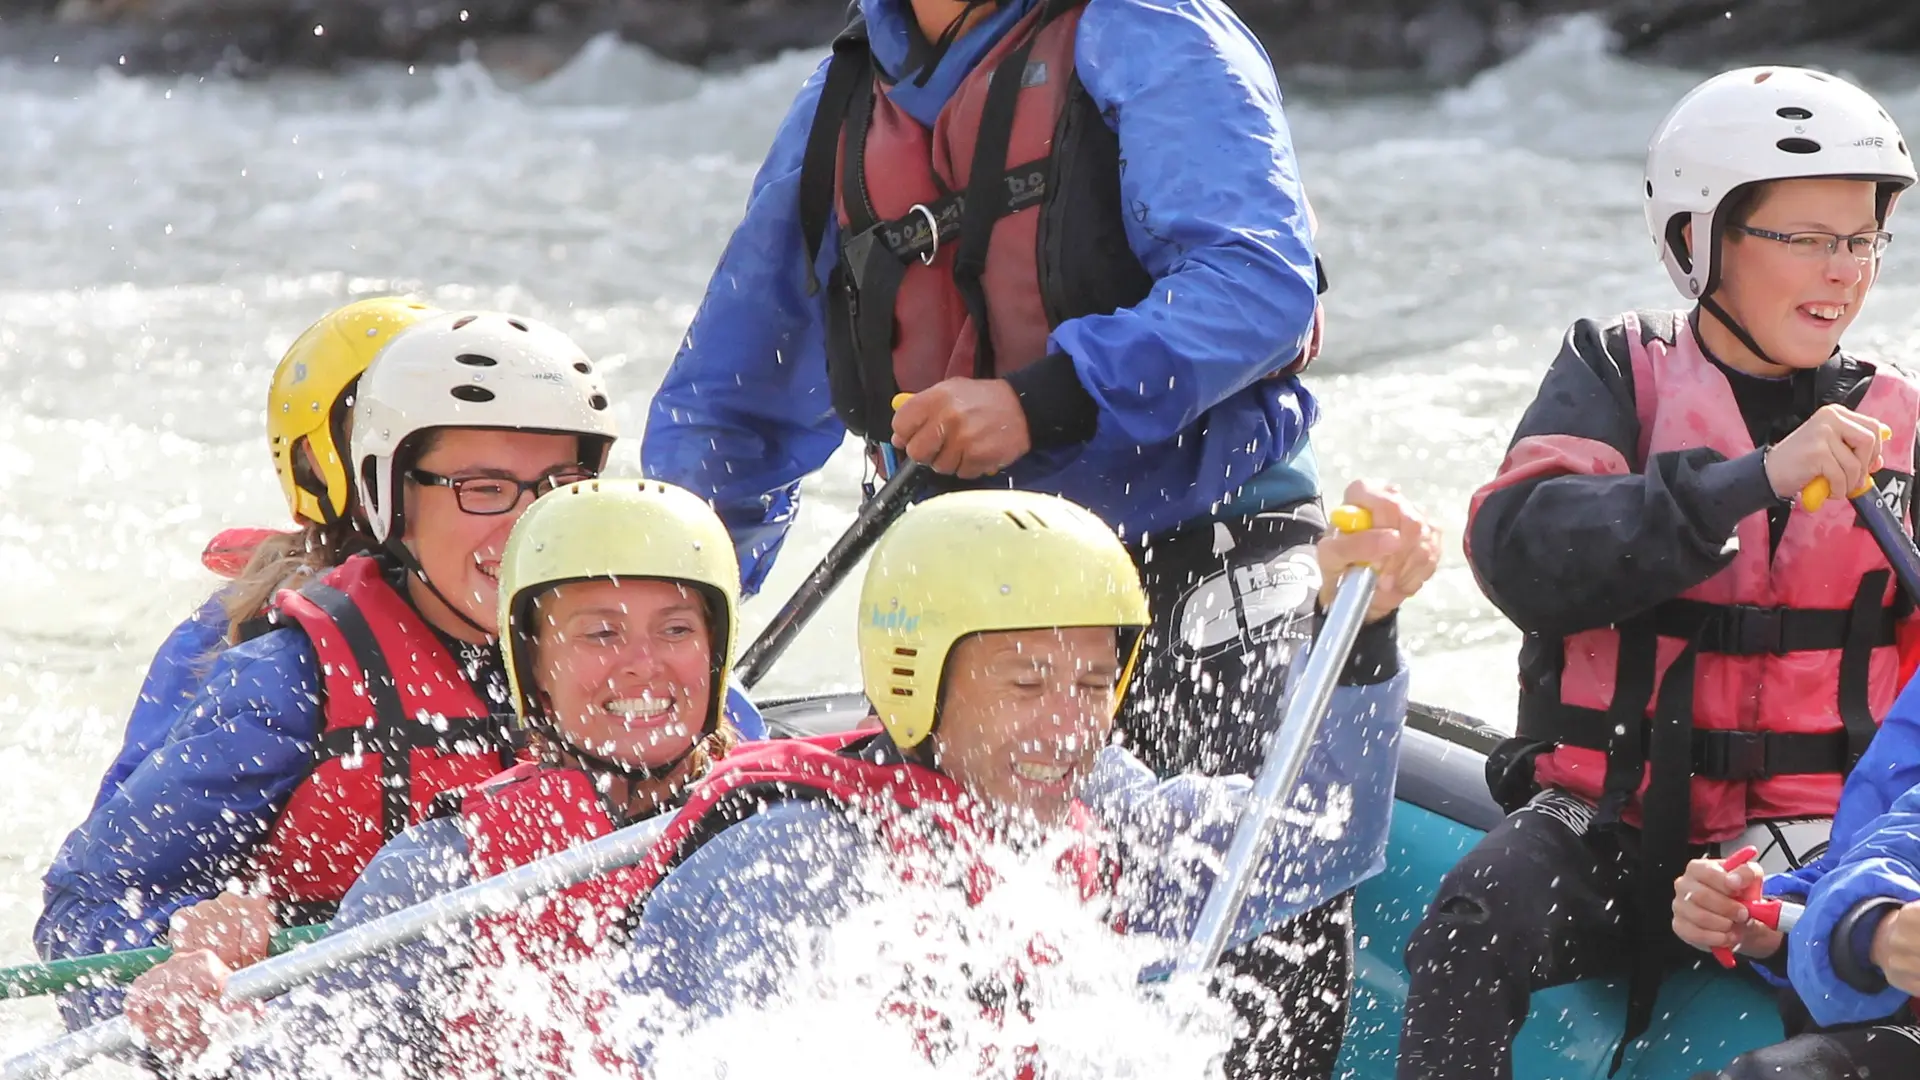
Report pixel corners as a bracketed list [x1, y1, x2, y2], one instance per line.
[43, 312, 636, 1039]
[124, 479, 759, 1071]
[1398, 67, 1920, 1079]
[35, 297, 434, 1030]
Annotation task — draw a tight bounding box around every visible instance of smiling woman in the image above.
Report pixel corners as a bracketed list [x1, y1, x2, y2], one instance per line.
[39, 309, 623, 1050]
[110, 478, 767, 1075]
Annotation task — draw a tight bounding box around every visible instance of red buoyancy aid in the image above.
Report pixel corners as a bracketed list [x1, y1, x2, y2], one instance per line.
[1476, 311, 1920, 1062]
[799, 0, 1154, 441]
[1502, 312, 1920, 843]
[445, 731, 1114, 1074]
[251, 554, 518, 909]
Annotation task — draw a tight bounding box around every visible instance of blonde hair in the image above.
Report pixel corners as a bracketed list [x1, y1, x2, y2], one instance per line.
[219, 522, 376, 643]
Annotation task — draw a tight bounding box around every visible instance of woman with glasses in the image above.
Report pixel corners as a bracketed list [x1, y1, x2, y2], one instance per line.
[1395, 67, 1920, 1079]
[34, 312, 666, 1042]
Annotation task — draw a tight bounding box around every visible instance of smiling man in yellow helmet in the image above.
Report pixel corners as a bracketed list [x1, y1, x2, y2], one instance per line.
[587, 480, 1436, 1074]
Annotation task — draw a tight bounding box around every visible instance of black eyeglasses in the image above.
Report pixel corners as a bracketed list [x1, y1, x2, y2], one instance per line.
[406, 467, 594, 515]
[1733, 225, 1893, 261]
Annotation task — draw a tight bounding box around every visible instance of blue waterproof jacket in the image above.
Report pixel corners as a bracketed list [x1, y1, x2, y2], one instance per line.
[641, 0, 1321, 597]
[1742, 675, 1920, 1023]
[35, 622, 767, 1030]
[86, 592, 230, 815]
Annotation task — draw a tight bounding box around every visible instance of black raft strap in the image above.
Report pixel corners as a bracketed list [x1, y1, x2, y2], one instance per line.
[300, 583, 414, 845]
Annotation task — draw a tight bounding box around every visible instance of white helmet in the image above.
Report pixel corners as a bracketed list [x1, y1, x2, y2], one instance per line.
[1645, 66, 1916, 299]
[351, 311, 619, 544]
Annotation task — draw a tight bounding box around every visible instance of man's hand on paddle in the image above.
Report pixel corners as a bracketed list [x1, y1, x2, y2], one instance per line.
[169, 890, 274, 970]
[891, 377, 1032, 479]
[1671, 855, 1782, 960]
[1316, 480, 1439, 624]
[1766, 403, 1886, 504]
[123, 890, 274, 1060]
[125, 950, 251, 1062]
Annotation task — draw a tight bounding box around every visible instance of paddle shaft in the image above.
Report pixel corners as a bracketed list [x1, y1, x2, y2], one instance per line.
[735, 460, 929, 690]
[1, 813, 674, 1080]
[1175, 558, 1378, 978]
[0, 925, 327, 1000]
[1849, 487, 1920, 605]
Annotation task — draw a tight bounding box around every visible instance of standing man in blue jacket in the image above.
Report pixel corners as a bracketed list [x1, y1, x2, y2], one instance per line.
[637, 0, 1328, 1068]
[642, 3, 1325, 1067]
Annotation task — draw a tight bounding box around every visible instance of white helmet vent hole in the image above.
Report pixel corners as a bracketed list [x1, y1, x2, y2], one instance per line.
[588, 393, 609, 411]
[574, 361, 592, 374]
[1777, 137, 1822, 155]
[451, 384, 496, 403]
[454, 352, 498, 367]
[451, 315, 478, 330]
[507, 319, 529, 332]
[1777, 106, 1813, 120]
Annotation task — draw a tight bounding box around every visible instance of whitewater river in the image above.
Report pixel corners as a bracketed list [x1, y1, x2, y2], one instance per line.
[5, 15, 1920, 1068]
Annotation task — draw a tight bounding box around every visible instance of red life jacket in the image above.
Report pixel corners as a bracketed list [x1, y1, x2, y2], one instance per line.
[796, 0, 1153, 441]
[444, 731, 1114, 1074]
[1494, 312, 1920, 844]
[250, 554, 518, 910]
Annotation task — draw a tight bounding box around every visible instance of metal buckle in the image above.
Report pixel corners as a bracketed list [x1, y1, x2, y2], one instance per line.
[909, 203, 939, 266]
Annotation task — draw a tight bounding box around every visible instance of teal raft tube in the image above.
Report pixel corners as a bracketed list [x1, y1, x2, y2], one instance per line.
[757, 694, 1785, 1079]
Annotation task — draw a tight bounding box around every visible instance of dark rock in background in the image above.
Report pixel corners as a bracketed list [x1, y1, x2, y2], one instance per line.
[1, 0, 1917, 82]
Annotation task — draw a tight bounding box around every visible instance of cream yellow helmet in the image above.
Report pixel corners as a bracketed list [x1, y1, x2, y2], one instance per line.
[497, 478, 741, 742]
[267, 297, 437, 525]
[859, 489, 1151, 750]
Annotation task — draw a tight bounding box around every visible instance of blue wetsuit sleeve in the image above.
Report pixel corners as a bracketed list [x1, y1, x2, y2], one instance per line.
[230, 818, 475, 1075]
[616, 801, 872, 1066]
[34, 630, 325, 1029]
[1083, 673, 1408, 958]
[1034, 0, 1317, 449]
[641, 59, 848, 599]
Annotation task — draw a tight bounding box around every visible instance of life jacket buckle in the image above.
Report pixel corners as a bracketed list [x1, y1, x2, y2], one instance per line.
[909, 203, 939, 265]
[1725, 604, 1788, 655]
[1695, 730, 1770, 782]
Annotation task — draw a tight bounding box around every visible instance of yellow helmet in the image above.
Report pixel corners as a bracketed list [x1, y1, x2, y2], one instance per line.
[497, 478, 741, 739]
[268, 297, 438, 525]
[858, 489, 1151, 750]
